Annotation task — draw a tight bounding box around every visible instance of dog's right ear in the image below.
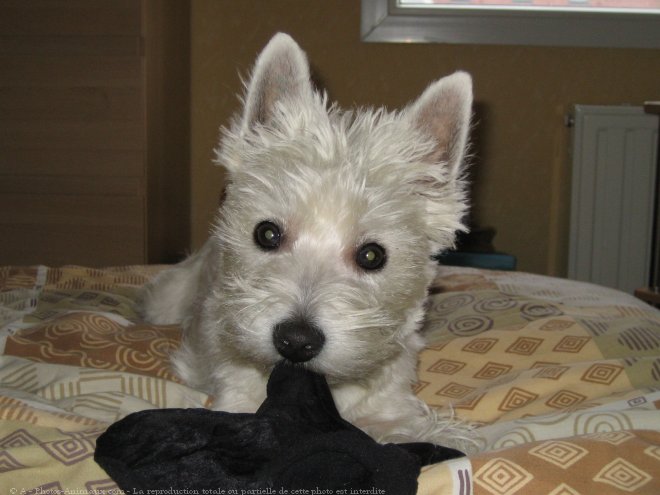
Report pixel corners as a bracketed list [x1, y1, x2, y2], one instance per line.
[241, 33, 314, 134]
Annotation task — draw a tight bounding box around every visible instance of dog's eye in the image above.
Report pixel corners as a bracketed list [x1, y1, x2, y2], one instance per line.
[254, 221, 282, 250]
[356, 243, 387, 271]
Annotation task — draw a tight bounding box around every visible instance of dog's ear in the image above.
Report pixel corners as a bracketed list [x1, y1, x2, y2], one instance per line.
[403, 72, 472, 251]
[242, 33, 314, 133]
[406, 71, 472, 176]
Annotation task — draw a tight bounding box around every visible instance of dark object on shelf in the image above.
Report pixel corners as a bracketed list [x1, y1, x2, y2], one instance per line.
[437, 251, 517, 271]
[436, 226, 516, 270]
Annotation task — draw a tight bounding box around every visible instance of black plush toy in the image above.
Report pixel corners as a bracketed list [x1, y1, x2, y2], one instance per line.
[94, 361, 464, 494]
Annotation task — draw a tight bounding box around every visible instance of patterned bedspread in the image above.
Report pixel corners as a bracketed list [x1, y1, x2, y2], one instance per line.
[1, 265, 658, 494]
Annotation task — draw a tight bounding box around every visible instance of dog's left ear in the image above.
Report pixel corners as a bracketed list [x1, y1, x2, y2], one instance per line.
[404, 72, 472, 251]
[406, 71, 472, 176]
[241, 33, 314, 134]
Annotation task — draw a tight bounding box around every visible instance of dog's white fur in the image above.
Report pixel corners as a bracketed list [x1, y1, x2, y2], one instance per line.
[143, 33, 474, 451]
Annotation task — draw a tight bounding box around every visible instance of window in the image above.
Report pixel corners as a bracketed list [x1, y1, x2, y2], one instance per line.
[361, 0, 660, 48]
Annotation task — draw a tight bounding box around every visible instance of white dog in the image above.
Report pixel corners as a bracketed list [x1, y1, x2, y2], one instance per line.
[143, 33, 474, 452]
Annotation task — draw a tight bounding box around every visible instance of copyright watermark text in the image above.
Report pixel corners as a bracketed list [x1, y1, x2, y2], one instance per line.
[9, 488, 387, 495]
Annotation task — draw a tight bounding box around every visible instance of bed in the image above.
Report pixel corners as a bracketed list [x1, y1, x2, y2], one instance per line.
[1, 264, 658, 494]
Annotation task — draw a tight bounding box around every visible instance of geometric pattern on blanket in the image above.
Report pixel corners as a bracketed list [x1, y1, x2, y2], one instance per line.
[419, 270, 659, 425]
[1, 265, 659, 494]
[4, 313, 181, 382]
[420, 430, 660, 495]
[417, 268, 660, 494]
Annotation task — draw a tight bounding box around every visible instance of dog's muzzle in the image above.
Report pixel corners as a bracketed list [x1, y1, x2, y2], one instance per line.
[273, 318, 325, 363]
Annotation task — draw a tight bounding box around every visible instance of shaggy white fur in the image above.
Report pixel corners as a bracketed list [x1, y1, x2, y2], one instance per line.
[142, 33, 475, 452]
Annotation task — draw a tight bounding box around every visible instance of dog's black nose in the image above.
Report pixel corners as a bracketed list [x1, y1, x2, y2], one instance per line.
[273, 318, 325, 363]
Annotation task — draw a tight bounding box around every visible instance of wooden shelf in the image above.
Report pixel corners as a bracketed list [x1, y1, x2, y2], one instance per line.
[634, 287, 660, 307]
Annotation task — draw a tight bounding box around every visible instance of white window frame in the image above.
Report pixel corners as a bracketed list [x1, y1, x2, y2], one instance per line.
[361, 0, 660, 48]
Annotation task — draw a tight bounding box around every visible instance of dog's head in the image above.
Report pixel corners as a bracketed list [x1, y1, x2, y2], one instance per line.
[211, 34, 472, 381]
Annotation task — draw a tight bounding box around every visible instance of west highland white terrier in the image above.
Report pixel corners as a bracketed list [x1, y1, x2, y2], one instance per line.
[143, 33, 474, 451]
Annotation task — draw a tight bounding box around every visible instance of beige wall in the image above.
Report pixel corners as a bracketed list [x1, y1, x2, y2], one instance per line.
[190, 0, 660, 275]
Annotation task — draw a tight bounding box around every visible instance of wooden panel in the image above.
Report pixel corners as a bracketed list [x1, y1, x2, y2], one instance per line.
[0, 35, 141, 56]
[0, 224, 145, 267]
[0, 1, 141, 36]
[0, 121, 144, 151]
[0, 1, 190, 266]
[0, 176, 144, 197]
[0, 194, 144, 227]
[0, 1, 147, 266]
[0, 55, 141, 87]
[0, 87, 142, 122]
[0, 192, 145, 266]
[144, 0, 190, 263]
[0, 150, 144, 177]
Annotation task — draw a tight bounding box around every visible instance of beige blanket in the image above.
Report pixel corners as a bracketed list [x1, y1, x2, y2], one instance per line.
[1, 265, 658, 494]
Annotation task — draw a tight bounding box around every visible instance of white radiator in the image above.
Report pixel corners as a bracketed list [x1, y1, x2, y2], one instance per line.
[568, 105, 658, 294]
